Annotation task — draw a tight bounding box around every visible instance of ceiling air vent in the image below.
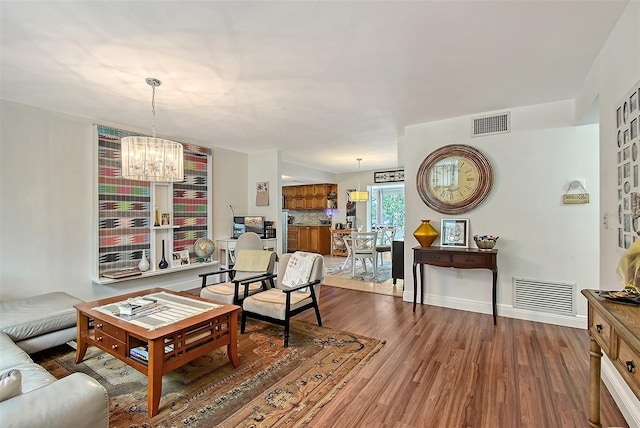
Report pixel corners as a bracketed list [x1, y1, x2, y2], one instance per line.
[471, 112, 510, 137]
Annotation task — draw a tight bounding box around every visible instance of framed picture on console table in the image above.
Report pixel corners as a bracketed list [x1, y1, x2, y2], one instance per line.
[440, 218, 469, 247]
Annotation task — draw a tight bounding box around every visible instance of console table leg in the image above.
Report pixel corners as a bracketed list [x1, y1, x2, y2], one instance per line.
[412, 262, 418, 312]
[492, 269, 498, 325]
[588, 336, 603, 428]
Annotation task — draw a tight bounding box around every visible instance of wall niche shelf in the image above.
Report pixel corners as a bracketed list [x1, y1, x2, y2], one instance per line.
[93, 261, 219, 285]
[150, 225, 180, 230]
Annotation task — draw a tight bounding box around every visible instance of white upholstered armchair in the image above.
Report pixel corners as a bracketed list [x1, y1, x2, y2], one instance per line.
[241, 252, 325, 347]
[199, 249, 277, 305]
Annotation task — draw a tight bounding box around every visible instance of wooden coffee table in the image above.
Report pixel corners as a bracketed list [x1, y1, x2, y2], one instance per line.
[74, 288, 240, 416]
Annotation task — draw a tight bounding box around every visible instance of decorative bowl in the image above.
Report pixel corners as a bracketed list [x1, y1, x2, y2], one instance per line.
[473, 235, 499, 250]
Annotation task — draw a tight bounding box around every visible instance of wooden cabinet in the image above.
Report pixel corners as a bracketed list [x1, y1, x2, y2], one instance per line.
[283, 183, 337, 210]
[287, 227, 300, 252]
[582, 290, 640, 427]
[287, 226, 331, 254]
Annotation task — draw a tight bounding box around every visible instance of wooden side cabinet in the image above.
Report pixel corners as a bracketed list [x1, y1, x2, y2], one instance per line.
[582, 289, 639, 428]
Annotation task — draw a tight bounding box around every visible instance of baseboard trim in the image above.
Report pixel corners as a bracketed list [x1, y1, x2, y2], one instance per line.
[402, 292, 585, 328]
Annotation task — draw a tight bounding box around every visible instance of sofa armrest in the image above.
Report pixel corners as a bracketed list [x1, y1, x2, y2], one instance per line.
[0, 373, 109, 428]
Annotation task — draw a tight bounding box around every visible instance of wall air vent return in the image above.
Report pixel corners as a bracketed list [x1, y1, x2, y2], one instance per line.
[513, 277, 575, 316]
[472, 112, 510, 137]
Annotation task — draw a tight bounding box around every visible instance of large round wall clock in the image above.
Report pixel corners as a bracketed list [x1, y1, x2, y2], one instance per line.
[416, 144, 494, 215]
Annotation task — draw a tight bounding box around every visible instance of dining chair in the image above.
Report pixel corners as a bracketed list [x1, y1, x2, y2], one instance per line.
[349, 232, 378, 278]
[375, 227, 396, 266]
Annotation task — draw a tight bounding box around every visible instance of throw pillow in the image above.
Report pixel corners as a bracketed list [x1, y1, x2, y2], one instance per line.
[0, 369, 22, 402]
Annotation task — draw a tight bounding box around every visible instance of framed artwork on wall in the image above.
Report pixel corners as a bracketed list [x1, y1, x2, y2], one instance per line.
[615, 80, 640, 249]
[440, 218, 469, 247]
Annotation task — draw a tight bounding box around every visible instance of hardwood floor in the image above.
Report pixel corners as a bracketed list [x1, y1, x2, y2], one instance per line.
[289, 285, 630, 428]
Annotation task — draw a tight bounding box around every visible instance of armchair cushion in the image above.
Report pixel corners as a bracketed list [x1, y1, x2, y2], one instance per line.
[242, 289, 312, 320]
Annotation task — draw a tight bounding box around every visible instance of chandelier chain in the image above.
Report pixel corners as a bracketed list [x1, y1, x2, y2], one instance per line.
[151, 84, 156, 138]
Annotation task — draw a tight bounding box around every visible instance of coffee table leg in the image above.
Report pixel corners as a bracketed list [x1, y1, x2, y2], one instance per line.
[75, 311, 89, 363]
[228, 311, 240, 368]
[148, 340, 164, 417]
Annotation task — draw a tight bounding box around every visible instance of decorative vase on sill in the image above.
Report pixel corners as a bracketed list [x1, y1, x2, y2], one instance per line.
[158, 240, 169, 269]
[413, 219, 439, 247]
[138, 249, 150, 272]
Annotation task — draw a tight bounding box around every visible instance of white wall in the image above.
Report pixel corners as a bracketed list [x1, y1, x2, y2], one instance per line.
[0, 100, 248, 301]
[575, 2, 640, 425]
[401, 100, 600, 323]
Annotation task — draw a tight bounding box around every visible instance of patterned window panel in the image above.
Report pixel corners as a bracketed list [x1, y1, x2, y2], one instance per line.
[97, 127, 211, 275]
[173, 143, 211, 255]
[97, 125, 151, 275]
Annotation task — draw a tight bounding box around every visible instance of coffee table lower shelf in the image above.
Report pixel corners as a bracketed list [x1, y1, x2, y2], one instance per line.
[74, 288, 240, 417]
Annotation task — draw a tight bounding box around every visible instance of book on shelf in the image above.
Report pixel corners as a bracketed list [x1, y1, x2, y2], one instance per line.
[102, 267, 142, 279]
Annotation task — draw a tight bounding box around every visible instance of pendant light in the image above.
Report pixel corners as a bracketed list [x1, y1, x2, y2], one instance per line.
[350, 158, 369, 201]
[120, 78, 184, 182]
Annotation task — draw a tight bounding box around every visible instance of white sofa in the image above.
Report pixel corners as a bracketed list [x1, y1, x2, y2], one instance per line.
[0, 331, 109, 428]
[0, 292, 109, 427]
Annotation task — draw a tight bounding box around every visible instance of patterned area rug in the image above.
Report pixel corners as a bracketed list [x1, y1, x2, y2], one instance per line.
[34, 320, 384, 428]
[325, 260, 392, 283]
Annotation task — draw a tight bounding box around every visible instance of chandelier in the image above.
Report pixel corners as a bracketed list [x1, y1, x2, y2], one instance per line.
[121, 78, 184, 182]
[350, 158, 369, 201]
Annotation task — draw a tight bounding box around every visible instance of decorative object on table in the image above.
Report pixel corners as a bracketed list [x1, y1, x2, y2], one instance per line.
[440, 218, 470, 247]
[138, 249, 150, 272]
[413, 219, 439, 247]
[120, 77, 184, 182]
[171, 250, 190, 268]
[611, 238, 640, 304]
[193, 237, 215, 262]
[158, 239, 169, 269]
[161, 212, 171, 225]
[473, 234, 499, 250]
[416, 144, 494, 214]
[154, 207, 160, 227]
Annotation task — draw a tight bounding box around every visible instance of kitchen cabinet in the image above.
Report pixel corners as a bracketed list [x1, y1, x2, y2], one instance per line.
[287, 225, 331, 254]
[283, 183, 337, 210]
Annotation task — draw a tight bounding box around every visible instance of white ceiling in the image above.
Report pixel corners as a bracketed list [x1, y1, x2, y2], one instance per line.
[0, 1, 628, 174]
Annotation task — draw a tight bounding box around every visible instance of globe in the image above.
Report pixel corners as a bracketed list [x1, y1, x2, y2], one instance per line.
[193, 238, 215, 262]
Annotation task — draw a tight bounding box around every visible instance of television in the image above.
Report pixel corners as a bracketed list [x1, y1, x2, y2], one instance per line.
[232, 216, 265, 239]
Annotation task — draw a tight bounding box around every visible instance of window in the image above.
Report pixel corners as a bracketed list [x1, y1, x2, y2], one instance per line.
[370, 184, 405, 238]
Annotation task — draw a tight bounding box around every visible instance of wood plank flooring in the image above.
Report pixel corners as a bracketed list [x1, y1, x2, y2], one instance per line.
[288, 285, 630, 428]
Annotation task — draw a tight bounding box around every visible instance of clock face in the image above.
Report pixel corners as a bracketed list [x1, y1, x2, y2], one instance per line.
[417, 145, 493, 214]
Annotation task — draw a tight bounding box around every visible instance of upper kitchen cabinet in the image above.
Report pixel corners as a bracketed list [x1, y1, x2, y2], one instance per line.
[284, 183, 337, 210]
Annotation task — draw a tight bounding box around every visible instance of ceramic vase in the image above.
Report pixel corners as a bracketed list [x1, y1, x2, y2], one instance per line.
[413, 219, 439, 247]
[138, 249, 150, 272]
[159, 240, 169, 269]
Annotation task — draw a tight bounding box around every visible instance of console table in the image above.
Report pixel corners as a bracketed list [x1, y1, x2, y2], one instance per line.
[581, 289, 639, 428]
[412, 246, 498, 324]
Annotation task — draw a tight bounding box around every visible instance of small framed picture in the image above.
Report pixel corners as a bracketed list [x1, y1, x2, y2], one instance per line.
[631, 118, 638, 140]
[161, 213, 171, 226]
[630, 91, 638, 112]
[440, 218, 469, 247]
[171, 250, 190, 268]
